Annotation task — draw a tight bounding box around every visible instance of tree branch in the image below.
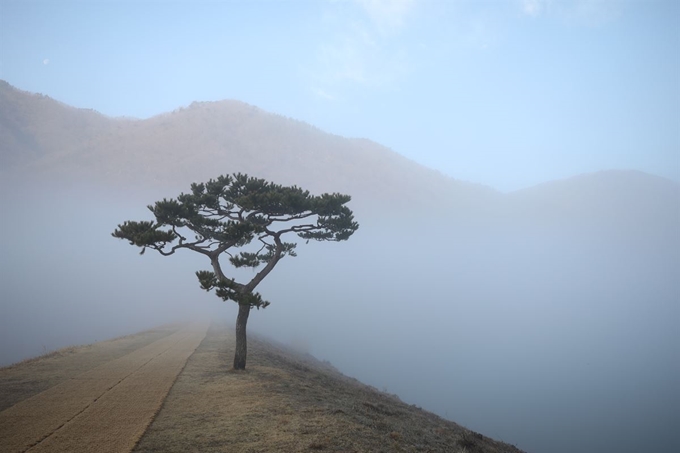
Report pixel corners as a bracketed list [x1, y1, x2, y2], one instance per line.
[244, 236, 285, 293]
[267, 212, 316, 222]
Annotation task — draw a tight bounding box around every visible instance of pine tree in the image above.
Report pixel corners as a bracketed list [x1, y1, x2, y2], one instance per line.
[112, 173, 358, 369]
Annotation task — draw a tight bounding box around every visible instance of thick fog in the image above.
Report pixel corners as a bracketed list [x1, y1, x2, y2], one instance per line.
[1, 178, 678, 453]
[254, 212, 679, 453]
[0, 178, 220, 366]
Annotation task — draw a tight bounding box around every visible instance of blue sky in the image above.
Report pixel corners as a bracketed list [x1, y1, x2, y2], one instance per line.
[1, 0, 678, 191]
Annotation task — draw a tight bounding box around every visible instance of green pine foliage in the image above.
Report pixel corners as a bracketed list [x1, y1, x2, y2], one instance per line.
[112, 173, 358, 308]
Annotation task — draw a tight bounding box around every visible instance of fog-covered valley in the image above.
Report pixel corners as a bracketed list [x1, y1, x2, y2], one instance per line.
[257, 200, 679, 453]
[2, 0, 679, 449]
[1, 172, 677, 453]
[0, 179, 217, 365]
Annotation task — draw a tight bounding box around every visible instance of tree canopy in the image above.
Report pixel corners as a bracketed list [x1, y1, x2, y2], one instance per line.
[112, 173, 358, 368]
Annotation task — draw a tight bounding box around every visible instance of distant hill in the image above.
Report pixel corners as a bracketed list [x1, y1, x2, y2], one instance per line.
[1, 80, 678, 231]
[0, 80, 116, 168]
[503, 169, 680, 236]
[0, 81, 496, 213]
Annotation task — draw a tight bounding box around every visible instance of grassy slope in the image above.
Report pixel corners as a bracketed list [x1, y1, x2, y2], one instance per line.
[135, 322, 525, 453]
[0, 322, 525, 453]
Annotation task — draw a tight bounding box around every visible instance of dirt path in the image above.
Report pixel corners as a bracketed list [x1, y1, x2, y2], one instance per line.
[0, 324, 181, 412]
[0, 321, 209, 453]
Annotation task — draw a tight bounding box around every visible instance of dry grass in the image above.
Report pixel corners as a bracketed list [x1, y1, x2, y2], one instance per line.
[0, 321, 524, 453]
[134, 323, 524, 453]
[0, 322, 209, 453]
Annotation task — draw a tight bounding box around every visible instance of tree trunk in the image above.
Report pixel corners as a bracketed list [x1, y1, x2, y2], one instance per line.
[233, 303, 250, 370]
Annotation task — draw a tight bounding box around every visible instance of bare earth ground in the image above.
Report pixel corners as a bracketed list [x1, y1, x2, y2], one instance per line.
[0, 322, 208, 453]
[134, 322, 525, 453]
[1, 322, 525, 453]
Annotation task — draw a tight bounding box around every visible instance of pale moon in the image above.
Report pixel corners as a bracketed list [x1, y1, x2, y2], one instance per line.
[43, 59, 49, 65]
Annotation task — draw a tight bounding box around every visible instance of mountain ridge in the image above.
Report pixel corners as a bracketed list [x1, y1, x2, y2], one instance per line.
[1, 81, 496, 210]
[1, 80, 677, 228]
